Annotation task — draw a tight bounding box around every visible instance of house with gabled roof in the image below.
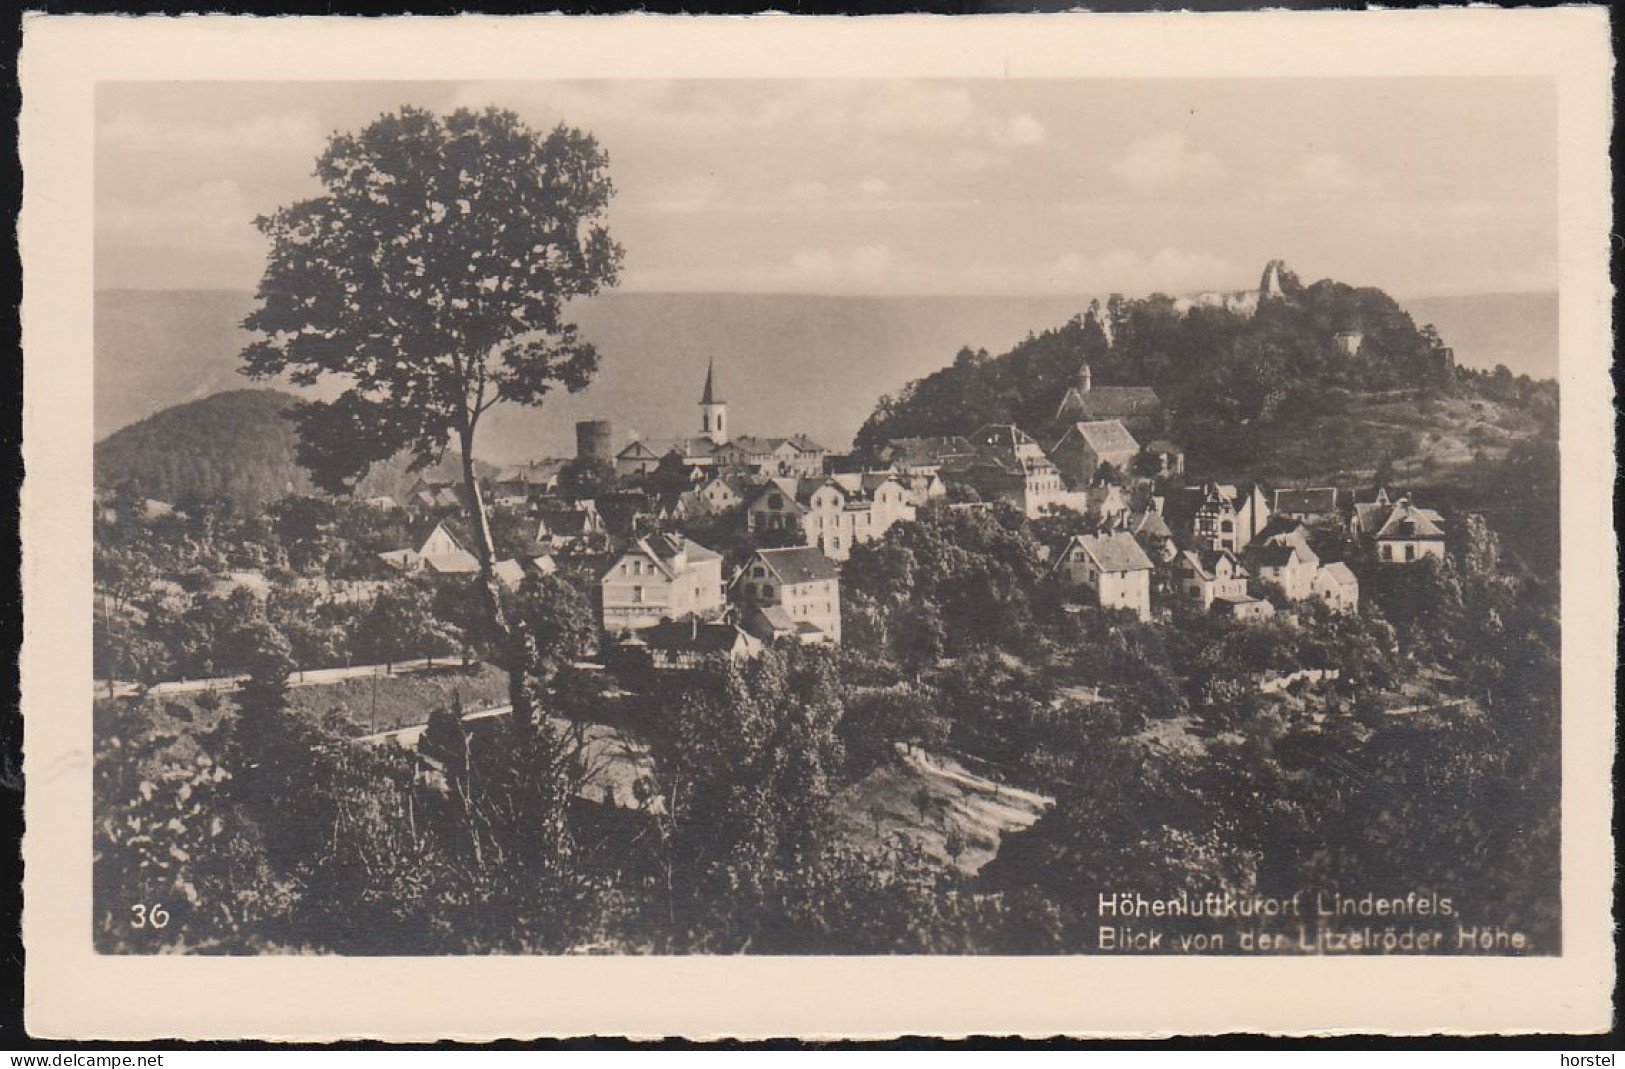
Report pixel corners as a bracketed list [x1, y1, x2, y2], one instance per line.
[1213, 593, 1276, 622]
[1272, 486, 1340, 523]
[714, 434, 828, 478]
[634, 617, 765, 669]
[1051, 530, 1154, 621]
[940, 424, 1074, 518]
[534, 502, 606, 553]
[1175, 548, 1250, 611]
[1126, 507, 1178, 564]
[492, 459, 568, 506]
[731, 546, 842, 644]
[1311, 561, 1360, 613]
[377, 519, 481, 576]
[599, 533, 725, 634]
[1048, 419, 1141, 487]
[1165, 481, 1272, 554]
[1244, 538, 1321, 601]
[1371, 495, 1446, 564]
[742, 472, 916, 561]
[1078, 482, 1130, 525]
[406, 478, 467, 513]
[1350, 487, 1395, 536]
[969, 423, 1048, 462]
[744, 477, 806, 538]
[873, 435, 977, 475]
[696, 473, 760, 513]
[615, 436, 719, 477]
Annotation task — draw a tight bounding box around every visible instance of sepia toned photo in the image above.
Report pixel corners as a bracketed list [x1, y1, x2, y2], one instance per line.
[23, 12, 1615, 1039]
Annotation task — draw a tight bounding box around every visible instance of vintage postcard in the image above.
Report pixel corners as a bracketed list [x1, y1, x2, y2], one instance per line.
[19, 10, 1615, 1040]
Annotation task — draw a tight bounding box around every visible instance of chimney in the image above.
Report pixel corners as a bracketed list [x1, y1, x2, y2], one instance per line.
[1078, 362, 1093, 394]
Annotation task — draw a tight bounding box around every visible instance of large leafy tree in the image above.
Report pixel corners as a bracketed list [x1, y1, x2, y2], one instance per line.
[241, 106, 623, 720]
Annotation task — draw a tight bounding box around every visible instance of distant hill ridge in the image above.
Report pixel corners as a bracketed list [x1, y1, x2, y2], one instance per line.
[94, 389, 483, 513]
[95, 286, 1556, 461]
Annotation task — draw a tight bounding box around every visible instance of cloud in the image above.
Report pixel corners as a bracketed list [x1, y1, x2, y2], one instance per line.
[1112, 132, 1227, 192]
[1049, 247, 1235, 294]
[98, 110, 325, 158]
[989, 113, 1047, 149]
[950, 147, 1011, 174]
[785, 180, 834, 205]
[1297, 153, 1377, 193]
[638, 173, 722, 214]
[789, 244, 893, 283]
[851, 83, 977, 134]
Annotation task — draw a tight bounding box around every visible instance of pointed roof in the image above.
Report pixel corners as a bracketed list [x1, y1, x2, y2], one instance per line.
[1375, 498, 1445, 541]
[1178, 547, 1245, 581]
[1062, 419, 1141, 458]
[1129, 508, 1173, 541]
[1060, 531, 1154, 574]
[1317, 561, 1359, 587]
[701, 357, 721, 405]
[753, 546, 840, 584]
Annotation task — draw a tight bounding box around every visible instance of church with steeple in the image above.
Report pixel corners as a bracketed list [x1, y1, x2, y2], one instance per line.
[1048, 360, 1165, 441]
[699, 357, 728, 444]
[611, 359, 827, 479]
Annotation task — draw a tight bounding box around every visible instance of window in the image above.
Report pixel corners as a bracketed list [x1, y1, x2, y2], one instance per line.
[769, 494, 783, 510]
[632, 585, 644, 603]
[1405, 544, 1416, 562]
[762, 584, 774, 599]
[831, 537, 841, 550]
[1381, 544, 1393, 560]
[752, 565, 765, 578]
[1221, 520, 1234, 532]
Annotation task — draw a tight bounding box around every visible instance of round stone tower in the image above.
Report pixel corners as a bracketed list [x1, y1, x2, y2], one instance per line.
[575, 419, 614, 462]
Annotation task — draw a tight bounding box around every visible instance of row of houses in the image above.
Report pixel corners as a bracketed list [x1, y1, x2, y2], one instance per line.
[600, 534, 841, 652]
[1047, 523, 1358, 624]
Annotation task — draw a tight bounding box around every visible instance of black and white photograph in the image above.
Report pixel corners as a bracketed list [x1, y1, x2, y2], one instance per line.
[22, 10, 1615, 1039]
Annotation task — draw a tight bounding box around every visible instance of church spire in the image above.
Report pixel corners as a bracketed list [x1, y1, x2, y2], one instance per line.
[699, 357, 728, 444]
[701, 356, 720, 405]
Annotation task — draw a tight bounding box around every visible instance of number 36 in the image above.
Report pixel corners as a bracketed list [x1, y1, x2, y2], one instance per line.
[130, 903, 170, 929]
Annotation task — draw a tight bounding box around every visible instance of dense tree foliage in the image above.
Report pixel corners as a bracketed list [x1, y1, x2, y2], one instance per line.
[241, 105, 623, 724]
[855, 275, 1491, 475]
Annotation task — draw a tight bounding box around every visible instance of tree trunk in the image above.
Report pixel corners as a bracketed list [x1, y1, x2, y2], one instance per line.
[458, 425, 541, 725]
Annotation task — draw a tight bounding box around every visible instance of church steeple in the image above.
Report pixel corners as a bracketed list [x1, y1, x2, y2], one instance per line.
[701, 356, 719, 406]
[699, 357, 728, 444]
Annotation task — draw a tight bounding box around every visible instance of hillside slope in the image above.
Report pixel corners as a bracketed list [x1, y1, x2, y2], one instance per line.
[94, 389, 482, 512]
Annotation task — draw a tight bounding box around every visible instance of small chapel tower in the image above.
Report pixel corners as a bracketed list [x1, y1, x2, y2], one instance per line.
[699, 357, 728, 444]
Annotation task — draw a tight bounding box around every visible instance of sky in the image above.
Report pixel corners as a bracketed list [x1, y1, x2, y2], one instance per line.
[95, 78, 1557, 300]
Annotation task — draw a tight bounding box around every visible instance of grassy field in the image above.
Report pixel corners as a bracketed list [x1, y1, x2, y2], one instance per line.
[113, 662, 512, 748]
[284, 662, 510, 736]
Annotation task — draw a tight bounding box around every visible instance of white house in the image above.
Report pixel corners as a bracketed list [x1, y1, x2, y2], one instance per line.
[1051, 531, 1155, 621]
[1311, 561, 1360, 613]
[599, 534, 725, 634]
[731, 546, 843, 645]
